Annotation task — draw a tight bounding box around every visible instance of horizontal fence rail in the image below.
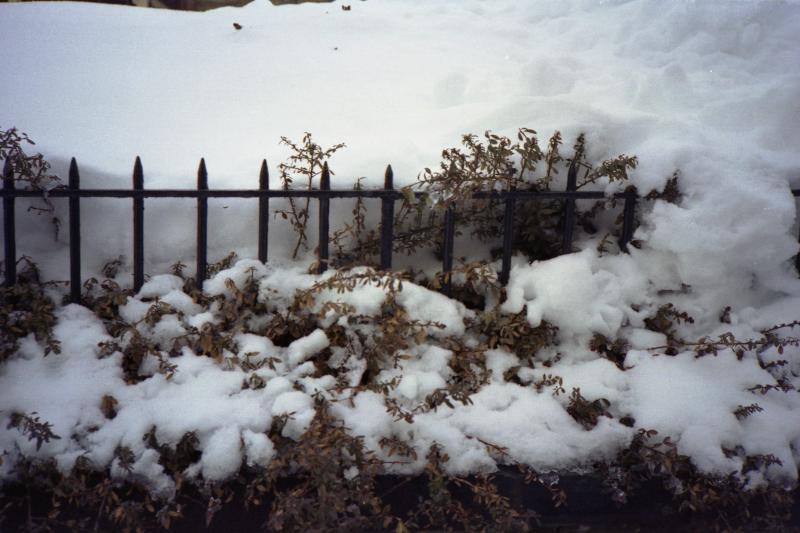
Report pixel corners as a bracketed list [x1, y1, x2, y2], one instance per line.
[0, 188, 641, 200]
[2, 157, 800, 303]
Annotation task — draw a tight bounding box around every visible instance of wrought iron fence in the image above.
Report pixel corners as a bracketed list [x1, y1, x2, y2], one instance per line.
[2, 157, 799, 303]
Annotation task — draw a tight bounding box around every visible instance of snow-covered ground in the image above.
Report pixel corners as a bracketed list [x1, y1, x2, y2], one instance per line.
[1, 0, 800, 497]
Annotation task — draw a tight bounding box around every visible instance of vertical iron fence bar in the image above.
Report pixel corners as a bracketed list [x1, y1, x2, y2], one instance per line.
[561, 158, 578, 254]
[619, 186, 637, 253]
[796, 230, 800, 274]
[499, 190, 516, 286]
[795, 190, 800, 275]
[132, 157, 144, 292]
[68, 158, 81, 304]
[196, 158, 208, 290]
[380, 165, 395, 271]
[258, 159, 269, 263]
[3, 158, 16, 287]
[317, 162, 330, 274]
[441, 205, 455, 296]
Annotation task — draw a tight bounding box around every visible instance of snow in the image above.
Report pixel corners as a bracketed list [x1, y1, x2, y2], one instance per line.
[503, 249, 648, 340]
[285, 329, 329, 367]
[623, 349, 800, 484]
[137, 275, 185, 299]
[200, 424, 244, 481]
[270, 390, 315, 439]
[627, 328, 667, 350]
[1, 257, 799, 493]
[1, 0, 800, 497]
[1, 0, 798, 284]
[378, 344, 453, 402]
[204, 259, 270, 296]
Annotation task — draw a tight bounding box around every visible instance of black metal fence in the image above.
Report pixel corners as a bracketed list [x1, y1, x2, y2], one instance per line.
[2, 157, 799, 303]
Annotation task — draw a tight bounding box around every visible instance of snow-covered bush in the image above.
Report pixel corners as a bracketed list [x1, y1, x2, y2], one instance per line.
[1, 239, 798, 529]
[2, 0, 800, 528]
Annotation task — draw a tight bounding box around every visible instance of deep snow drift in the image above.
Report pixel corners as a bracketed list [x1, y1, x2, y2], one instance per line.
[1, 0, 800, 497]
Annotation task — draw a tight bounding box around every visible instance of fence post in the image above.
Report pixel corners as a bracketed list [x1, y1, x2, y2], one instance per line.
[258, 159, 269, 263]
[499, 188, 516, 286]
[69, 158, 81, 304]
[441, 205, 455, 296]
[380, 165, 395, 271]
[317, 163, 330, 274]
[561, 158, 578, 254]
[196, 158, 208, 290]
[132, 157, 144, 292]
[3, 158, 16, 287]
[619, 186, 637, 253]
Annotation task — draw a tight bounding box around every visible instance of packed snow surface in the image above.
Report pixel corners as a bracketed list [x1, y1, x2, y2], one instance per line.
[1, 0, 800, 495]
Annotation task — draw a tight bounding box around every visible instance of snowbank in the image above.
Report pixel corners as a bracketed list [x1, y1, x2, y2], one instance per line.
[0, 0, 797, 291]
[1, 0, 799, 499]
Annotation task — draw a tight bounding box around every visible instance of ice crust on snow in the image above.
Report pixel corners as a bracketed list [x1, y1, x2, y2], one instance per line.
[1, 0, 800, 497]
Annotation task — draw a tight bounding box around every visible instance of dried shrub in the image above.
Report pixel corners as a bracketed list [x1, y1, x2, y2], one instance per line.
[275, 129, 638, 271]
[81, 277, 131, 322]
[532, 373, 566, 396]
[7, 412, 61, 451]
[428, 260, 500, 310]
[566, 387, 611, 430]
[645, 171, 682, 204]
[258, 397, 388, 531]
[399, 443, 538, 532]
[734, 403, 764, 420]
[476, 309, 558, 363]
[645, 321, 799, 395]
[0, 257, 61, 362]
[600, 429, 794, 531]
[0, 127, 63, 240]
[386, 130, 636, 264]
[288, 268, 445, 387]
[590, 333, 629, 370]
[143, 428, 201, 478]
[329, 177, 374, 268]
[100, 395, 119, 420]
[275, 133, 346, 259]
[4, 457, 167, 532]
[644, 302, 694, 351]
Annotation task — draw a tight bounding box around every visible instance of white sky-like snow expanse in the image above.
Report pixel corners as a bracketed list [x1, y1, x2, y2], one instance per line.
[1, 0, 800, 496]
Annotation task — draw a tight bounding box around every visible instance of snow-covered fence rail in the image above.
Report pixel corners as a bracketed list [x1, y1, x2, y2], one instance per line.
[2, 157, 799, 304]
